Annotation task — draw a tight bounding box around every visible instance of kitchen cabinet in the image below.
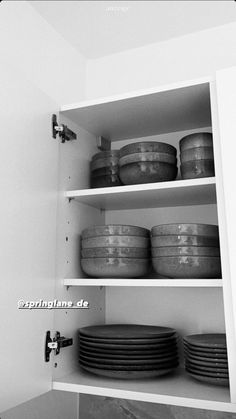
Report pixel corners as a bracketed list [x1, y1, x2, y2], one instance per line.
[2, 67, 236, 414]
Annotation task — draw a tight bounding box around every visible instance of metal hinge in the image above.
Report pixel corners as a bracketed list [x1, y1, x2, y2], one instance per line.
[45, 330, 73, 362]
[52, 114, 77, 143]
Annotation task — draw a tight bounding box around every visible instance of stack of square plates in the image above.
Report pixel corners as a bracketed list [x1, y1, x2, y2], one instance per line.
[184, 334, 229, 386]
[79, 324, 179, 379]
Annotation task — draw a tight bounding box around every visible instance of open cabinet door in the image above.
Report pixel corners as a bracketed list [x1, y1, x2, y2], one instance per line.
[0, 58, 59, 412]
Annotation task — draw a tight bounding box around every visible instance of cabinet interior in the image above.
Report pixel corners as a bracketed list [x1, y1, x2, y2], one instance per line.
[52, 80, 234, 409]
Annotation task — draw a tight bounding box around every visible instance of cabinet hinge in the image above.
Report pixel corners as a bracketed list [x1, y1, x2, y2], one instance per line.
[52, 114, 77, 143]
[45, 330, 73, 362]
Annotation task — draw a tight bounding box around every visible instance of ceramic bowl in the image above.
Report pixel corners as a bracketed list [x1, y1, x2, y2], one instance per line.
[179, 133, 213, 151]
[181, 159, 215, 179]
[151, 246, 220, 257]
[180, 147, 214, 164]
[151, 223, 219, 237]
[119, 152, 177, 167]
[82, 225, 150, 239]
[151, 235, 219, 248]
[82, 247, 150, 258]
[90, 157, 119, 172]
[81, 257, 150, 278]
[90, 175, 121, 188]
[92, 150, 120, 161]
[152, 256, 221, 278]
[120, 141, 177, 157]
[82, 235, 150, 248]
[119, 162, 178, 185]
[91, 166, 119, 176]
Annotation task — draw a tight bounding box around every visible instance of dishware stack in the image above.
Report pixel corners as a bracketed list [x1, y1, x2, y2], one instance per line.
[90, 150, 122, 188]
[118, 142, 178, 185]
[151, 223, 221, 279]
[81, 225, 150, 278]
[183, 334, 228, 386]
[79, 324, 179, 379]
[180, 133, 215, 179]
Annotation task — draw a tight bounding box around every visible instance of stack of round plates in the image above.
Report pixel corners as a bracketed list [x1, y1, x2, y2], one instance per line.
[79, 324, 179, 379]
[118, 142, 178, 185]
[90, 150, 122, 188]
[184, 334, 229, 386]
[151, 223, 221, 279]
[81, 225, 150, 278]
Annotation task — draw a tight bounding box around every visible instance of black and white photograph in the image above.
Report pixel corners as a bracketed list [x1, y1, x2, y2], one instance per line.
[1, 1, 236, 418]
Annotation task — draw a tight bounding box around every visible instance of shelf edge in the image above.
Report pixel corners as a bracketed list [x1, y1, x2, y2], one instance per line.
[52, 380, 232, 412]
[63, 279, 222, 287]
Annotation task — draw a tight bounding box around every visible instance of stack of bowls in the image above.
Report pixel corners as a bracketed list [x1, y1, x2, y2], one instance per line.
[151, 223, 221, 279]
[81, 225, 150, 278]
[180, 133, 215, 179]
[79, 324, 179, 379]
[90, 150, 122, 188]
[184, 334, 228, 386]
[119, 142, 178, 185]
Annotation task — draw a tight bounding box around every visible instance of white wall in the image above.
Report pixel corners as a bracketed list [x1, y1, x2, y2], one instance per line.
[86, 22, 236, 99]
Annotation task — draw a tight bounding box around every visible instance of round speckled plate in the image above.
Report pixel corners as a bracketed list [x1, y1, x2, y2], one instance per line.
[79, 324, 176, 339]
[80, 347, 177, 359]
[184, 343, 227, 357]
[79, 353, 178, 365]
[184, 351, 228, 364]
[186, 366, 229, 378]
[79, 333, 177, 345]
[79, 338, 177, 350]
[79, 343, 178, 356]
[187, 371, 229, 387]
[80, 364, 177, 379]
[185, 361, 228, 374]
[184, 334, 226, 349]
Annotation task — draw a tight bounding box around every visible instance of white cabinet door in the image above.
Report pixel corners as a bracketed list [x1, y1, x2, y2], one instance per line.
[215, 66, 236, 402]
[0, 62, 59, 412]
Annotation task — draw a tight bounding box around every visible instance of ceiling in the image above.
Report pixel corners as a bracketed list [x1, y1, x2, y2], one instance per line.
[30, 1, 236, 59]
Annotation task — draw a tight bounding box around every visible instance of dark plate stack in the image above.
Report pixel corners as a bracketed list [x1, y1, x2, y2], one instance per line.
[184, 334, 229, 386]
[90, 150, 122, 188]
[180, 133, 215, 179]
[79, 324, 179, 379]
[81, 225, 150, 278]
[151, 223, 221, 279]
[119, 142, 178, 185]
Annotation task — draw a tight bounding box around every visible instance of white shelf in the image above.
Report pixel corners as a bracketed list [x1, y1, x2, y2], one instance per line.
[66, 177, 216, 210]
[53, 368, 233, 412]
[60, 79, 211, 141]
[64, 278, 222, 287]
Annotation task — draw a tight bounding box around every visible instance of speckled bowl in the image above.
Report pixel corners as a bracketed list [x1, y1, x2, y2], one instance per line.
[92, 150, 120, 161]
[151, 235, 219, 248]
[151, 223, 219, 238]
[82, 235, 150, 249]
[119, 162, 178, 185]
[181, 159, 215, 179]
[152, 246, 220, 257]
[82, 247, 150, 258]
[90, 157, 120, 172]
[179, 133, 213, 152]
[120, 142, 177, 157]
[152, 256, 221, 279]
[81, 257, 150, 278]
[90, 174, 122, 188]
[82, 225, 150, 239]
[119, 152, 177, 167]
[180, 147, 214, 164]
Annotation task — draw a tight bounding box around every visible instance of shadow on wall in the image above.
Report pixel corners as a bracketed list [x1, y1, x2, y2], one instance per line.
[79, 395, 236, 419]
